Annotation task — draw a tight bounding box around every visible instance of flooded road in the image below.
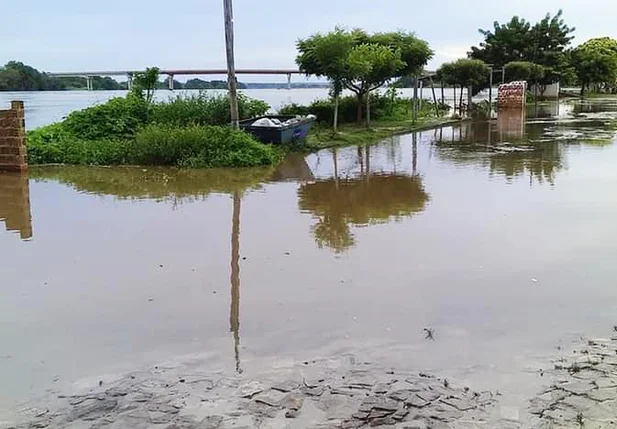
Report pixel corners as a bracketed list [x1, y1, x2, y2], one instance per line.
[2, 100, 617, 420]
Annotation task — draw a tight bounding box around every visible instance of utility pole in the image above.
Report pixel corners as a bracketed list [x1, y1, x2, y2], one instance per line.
[223, 0, 239, 128]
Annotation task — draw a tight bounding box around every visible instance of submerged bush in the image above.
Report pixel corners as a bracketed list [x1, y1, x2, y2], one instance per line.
[131, 124, 279, 168]
[151, 92, 270, 126]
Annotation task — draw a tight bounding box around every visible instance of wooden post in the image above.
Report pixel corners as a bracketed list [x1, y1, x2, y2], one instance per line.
[223, 0, 239, 128]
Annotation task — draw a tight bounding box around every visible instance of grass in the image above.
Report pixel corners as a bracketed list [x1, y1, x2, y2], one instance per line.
[301, 117, 463, 151]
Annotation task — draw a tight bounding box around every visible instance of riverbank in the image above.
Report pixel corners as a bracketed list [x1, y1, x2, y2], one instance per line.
[303, 117, 465, 151]
[4, 354, 499, 428]
[7, 329, 617, 429]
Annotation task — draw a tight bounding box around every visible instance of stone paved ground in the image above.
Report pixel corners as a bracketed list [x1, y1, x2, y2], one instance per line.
[530, 335, 617, 429]
[5, 357, 500, 429]
[13, 332, 617, 429]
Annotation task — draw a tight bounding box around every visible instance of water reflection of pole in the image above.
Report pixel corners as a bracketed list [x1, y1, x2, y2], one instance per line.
[230, 191, 242, 373]
[332, 148, 339, 189]
[365, 146, 371, 182]
[412, 132, 418, 175]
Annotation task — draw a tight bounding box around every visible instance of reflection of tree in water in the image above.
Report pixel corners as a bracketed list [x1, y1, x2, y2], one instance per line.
[29, 166, 274, 204]
[433, 121, 564, 185]
[299, 165, 429, 253]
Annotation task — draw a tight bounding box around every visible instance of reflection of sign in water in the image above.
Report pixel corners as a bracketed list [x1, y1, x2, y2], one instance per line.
[298, 174, 429, 253]
[0, 173, 32, 240]
[497, 108, 525, 140]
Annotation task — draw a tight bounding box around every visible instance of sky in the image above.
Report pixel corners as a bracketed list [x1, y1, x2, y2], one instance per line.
[1, 0, 616, 82]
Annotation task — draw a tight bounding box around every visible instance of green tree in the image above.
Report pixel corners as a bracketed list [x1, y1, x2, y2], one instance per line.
[437, 59, 489, 112]
[296, 28, 359, 131]
[131, 67, 160, 103]
[504, 61, 546, 85]
[369, 31, 433, 77]
[469, 10, 575, 85]
[345, 43, 405, 127]
[0, 61, 47, 90]
[296, 29, 432, 127]
[572, 37, 617, 96]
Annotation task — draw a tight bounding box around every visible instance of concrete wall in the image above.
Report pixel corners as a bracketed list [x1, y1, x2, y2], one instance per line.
[0, 172, 32, 240]
[0, 101, 27, 172]
[530, 82, 560, 99]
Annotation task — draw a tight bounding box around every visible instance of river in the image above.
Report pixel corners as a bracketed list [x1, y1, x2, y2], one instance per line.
[2, 97, 617, 424]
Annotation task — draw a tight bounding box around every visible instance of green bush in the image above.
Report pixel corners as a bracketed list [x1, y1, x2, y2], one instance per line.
[62, 95, 150, 140]
[150, 92, 270, 126]
[279, 92, 447, 125]
[28, 134, 130, 166]
[28, 124, 278, 168]
[131, 124, 279, 168]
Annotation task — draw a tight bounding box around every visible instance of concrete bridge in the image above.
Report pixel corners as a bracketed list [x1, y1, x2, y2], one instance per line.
[48, 68, 438, 91]
[47, 69, 305, 90]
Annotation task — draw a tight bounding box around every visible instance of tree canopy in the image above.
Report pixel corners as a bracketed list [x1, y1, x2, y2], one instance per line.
[469, 10, 575, 84]
[504, 61, 546, 84]
[437, 59, 490, 96]
[572, 37, 617, 95]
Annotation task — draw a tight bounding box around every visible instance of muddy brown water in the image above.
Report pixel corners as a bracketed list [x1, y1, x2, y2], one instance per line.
[2, 99, 617, 420]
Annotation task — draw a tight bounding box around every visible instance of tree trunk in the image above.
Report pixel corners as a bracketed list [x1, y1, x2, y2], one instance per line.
[333, 94, 339, 133]
[467, 86, 473, 115]
[356, 93, 364, 125]
[430, 78, 439, 116]
[580, 83, 586, 97]
[459, 85, 464, 113]
[452, 85, 457, 115]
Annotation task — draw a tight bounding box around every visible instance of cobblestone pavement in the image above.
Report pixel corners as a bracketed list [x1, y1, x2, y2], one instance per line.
[5, 357, 500, 429]
[530, 335, 617, 428]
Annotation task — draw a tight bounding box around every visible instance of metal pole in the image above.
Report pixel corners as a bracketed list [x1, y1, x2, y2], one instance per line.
[412, 77, 418, 124]
[223, 0, 239, 128]
[488, 68, 493, 117]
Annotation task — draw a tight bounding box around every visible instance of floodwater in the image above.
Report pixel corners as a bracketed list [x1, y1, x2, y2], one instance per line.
[2, 99, 617, 418]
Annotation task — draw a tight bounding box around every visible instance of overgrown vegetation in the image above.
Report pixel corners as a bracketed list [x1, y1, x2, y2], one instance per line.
[27, 90, 277, 168]
[151, 92, 269, 126]
[279, 92, 446, 125]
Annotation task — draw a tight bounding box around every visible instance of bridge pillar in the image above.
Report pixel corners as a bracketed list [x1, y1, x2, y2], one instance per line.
[127, 74, 133, 91]
[287, 74, 291, 90]
[85, 76, 93, 91]
[168, 74, 174, 90]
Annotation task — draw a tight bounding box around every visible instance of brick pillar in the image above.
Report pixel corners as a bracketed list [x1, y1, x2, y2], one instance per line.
[0, 100, 27, 172]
